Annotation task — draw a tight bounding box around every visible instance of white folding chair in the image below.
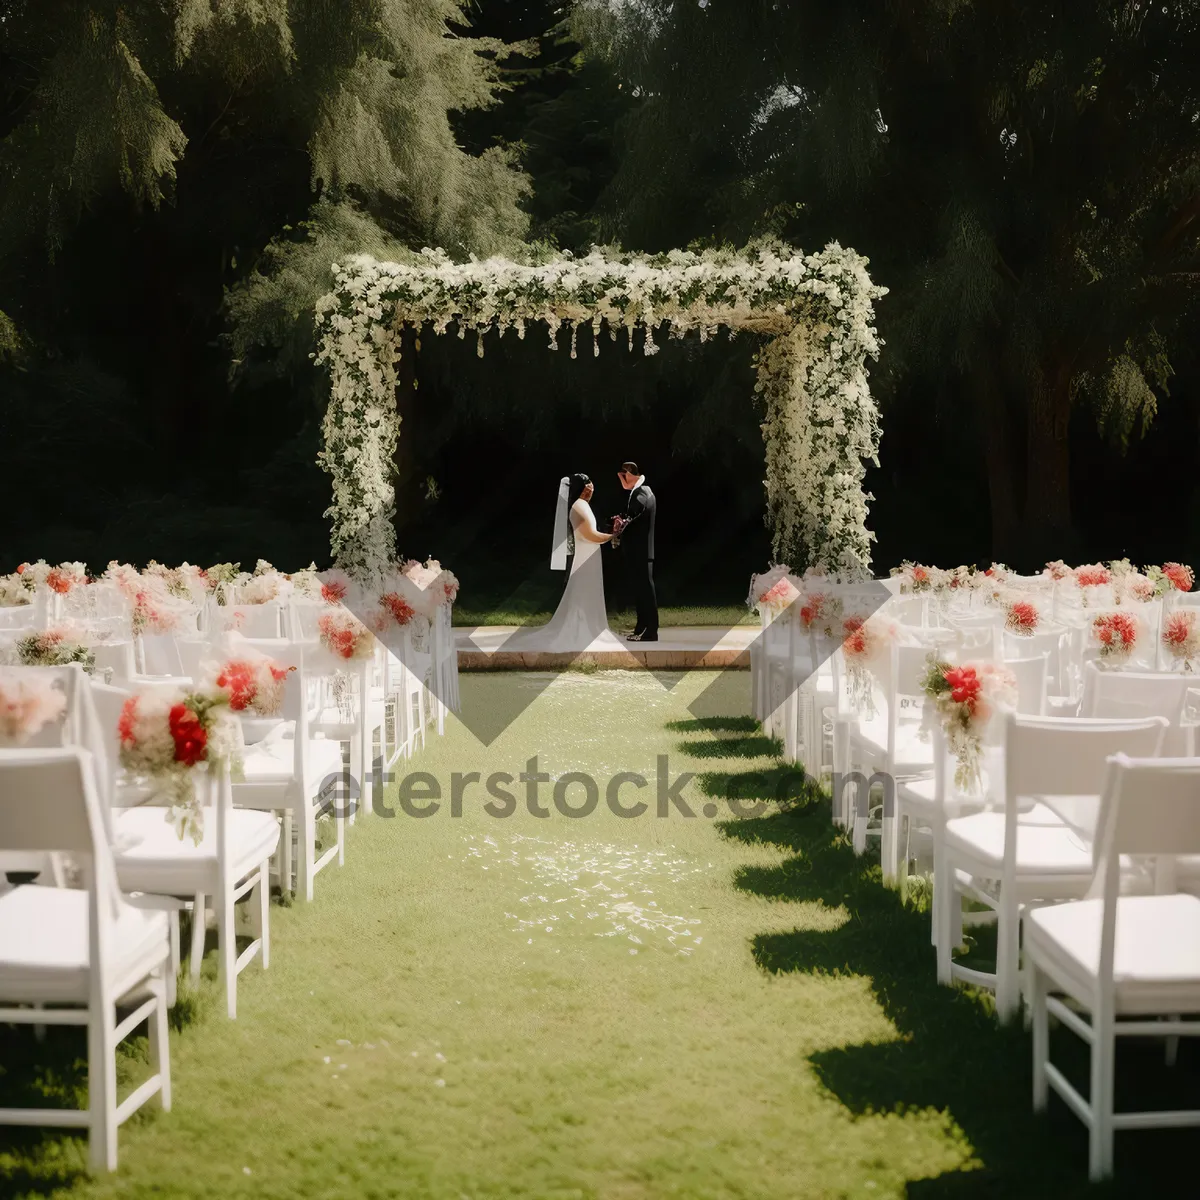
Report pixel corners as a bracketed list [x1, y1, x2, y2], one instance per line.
[936, 713, 1167, 1022]
[0, 747, 171, 1170]
[233, 639, 344, 902]
[1079, 662, 1195, 755]
[91, 681, 279, 1019]
[1027, 755, 1200, 1179]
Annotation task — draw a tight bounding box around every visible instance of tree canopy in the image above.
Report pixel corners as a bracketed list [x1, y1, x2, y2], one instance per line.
[574, 0, 1200, 560]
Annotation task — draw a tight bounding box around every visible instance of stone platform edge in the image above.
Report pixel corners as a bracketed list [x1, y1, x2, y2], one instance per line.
[457, 647, 751, 671]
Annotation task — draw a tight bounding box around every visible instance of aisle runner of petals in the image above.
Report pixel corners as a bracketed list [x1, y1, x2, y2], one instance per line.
[463, 833, 707, 956]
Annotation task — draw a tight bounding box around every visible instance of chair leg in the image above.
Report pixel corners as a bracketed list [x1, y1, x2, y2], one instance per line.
[167, 909, 180, 1008]
[149, 974, 172, 1111]
[1031, 965, 1048, 1112]
[935, 873, 956, 985]
[299, 808, 315, 903]
[218, 886, 237, 1019]
[995, 898, 1021, 1023]
[1088, 1015, 1116, 1181]
[281, 809, 293, 896]
[258, 861, 271, 969]
[189, 893, 205, 981]
[88, 1006, 119, 1171]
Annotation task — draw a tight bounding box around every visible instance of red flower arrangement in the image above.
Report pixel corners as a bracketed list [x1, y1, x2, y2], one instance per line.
[1005, 600, 1039, 636]
[379, 592, 416, 626]
[1162, 562, 1195, 593]
[117, 687, 239, 842]
[318, 611, 374, 661]
[1075, 564, 1112, 588]
[1091, 611, 1139, 659]
[214, 656, 292, 716]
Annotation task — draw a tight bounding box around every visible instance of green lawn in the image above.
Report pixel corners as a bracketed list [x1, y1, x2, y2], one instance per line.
[453, 605, 756, 628]
[2, 670, 1192, 1197]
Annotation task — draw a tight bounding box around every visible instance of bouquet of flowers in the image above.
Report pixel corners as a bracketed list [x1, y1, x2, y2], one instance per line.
[840, 613, 896, 715]
[1147, 562, 1195, 597]
[378, 591, 417, 628]
[238, 563, 284, 605]
[117, 687, 240, 842]
[428, 560, 460, 606]
[1162, 610, 1200, 671]
[1074, 563, 1112, 606]
[921, 657, 1017, 791]
[0, 572, 31, 606]
[204, 562, 241, 604]
[45, 562, 87, 595]
[1004, 599, 1039, 636]
[749, 566, 801, 616]
[892, 561, 933, 594]
[0, 670, 68, 744]
[1091, 611, 1140, 662]
[14, 628, 95, 673]
[1115, 568, 1155, 603]
[798, 589, 843, 638]
[214, 655, 293, 716]
[318, 611, 375, 661]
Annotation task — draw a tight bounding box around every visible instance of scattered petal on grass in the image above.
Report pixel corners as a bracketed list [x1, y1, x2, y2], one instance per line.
[323, 1056, 331, 1064]
[435, 1078, 446, 1088]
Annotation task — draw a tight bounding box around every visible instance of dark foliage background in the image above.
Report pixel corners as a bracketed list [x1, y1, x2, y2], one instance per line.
[3, 0, 1200, 614]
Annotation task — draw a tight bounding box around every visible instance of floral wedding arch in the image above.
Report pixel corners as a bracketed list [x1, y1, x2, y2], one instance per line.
[314, 243, 886, 582]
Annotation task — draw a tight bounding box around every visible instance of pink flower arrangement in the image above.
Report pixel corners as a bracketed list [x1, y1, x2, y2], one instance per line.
[1162, 610, 1200, 670]
[759, 575, 801, 614]
[117, 687, 239, 842]
[318, 611, 375, 661]
[1091, 611, 1139, 660]
[1005, 600, 1039, 635]
[0, 671, 68, 744]
[840, 614, 896, 714]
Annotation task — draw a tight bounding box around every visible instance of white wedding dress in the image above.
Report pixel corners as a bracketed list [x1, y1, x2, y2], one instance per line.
[506, 499, 626, 652]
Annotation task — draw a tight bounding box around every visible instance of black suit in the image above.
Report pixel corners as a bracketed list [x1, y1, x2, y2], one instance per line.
[620, 482, 658, 637]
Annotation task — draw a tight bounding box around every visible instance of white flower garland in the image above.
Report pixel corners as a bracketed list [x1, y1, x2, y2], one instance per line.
[314, 242, 886, 579]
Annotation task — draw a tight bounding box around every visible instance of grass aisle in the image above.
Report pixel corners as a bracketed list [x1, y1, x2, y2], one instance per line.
[2, 671, 1189, 1198]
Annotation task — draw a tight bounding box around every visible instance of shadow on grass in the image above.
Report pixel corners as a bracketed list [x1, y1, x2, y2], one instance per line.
[0, 910, 232, 1190]
[693, 752, 1197, 1197]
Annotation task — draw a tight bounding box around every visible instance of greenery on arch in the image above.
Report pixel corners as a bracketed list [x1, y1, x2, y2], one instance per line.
[314, 241, 886, 581]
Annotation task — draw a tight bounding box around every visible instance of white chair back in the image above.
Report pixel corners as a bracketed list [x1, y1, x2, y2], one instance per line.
[0, 747, 122, 927]
[1002, 653, 1049, 716]
[1079, 663, 1194, 755]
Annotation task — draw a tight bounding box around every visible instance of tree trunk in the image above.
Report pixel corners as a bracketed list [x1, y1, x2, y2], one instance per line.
[393, 325, 420, 553]
[973, 362, 1022, 564]
[1023, 361, 1076, 563]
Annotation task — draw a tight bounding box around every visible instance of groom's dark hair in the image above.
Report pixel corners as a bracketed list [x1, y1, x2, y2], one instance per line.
[620, 461, 639, 474]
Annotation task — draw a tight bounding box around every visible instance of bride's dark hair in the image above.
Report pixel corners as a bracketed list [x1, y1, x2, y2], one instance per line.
[567, 473, 592, 505]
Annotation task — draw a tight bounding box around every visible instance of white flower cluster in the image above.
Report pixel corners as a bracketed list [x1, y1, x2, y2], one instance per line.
[314, 242, 886, 578]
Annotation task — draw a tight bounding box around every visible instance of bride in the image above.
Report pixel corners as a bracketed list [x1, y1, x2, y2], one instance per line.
[505, 473, 626, 652]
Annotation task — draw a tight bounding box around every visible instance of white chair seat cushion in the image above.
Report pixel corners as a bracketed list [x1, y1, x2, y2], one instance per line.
[851, 715, 933, 771]
[1025, 893, 1200, 1014]
[896, 777, 986, 820]
[112, 807, 281, 896]
[945, 807, 1094, 877]
[0, 886, 169, 1005]
[239, 736, 343, 787]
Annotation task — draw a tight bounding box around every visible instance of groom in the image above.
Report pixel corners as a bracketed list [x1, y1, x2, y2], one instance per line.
[615, 461, 658, 642]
